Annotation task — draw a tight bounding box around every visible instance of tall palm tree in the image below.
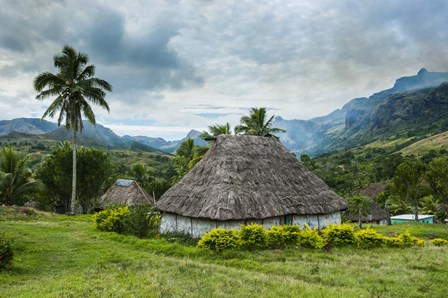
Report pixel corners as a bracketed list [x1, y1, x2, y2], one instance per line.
[235, 107, 285, 137]
[199, 123, 232, 141]
[0, 146, 40, 205]
[34, 45, 112, 214]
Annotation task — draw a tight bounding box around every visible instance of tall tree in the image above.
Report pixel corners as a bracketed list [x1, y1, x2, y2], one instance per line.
[392, 159, 426, 221]
[34, 45, 112, 214]
[0, 146, 40, 205]
[235, 107, 285, 137]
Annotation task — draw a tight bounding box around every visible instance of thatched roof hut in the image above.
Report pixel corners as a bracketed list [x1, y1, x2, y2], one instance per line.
[345, 183, 388, 224]
[345, 199, 388, 224]
[99, 179, 154, 208]
[156, 135, 348, 237]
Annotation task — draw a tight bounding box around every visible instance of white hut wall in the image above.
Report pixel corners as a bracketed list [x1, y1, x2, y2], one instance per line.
[160, 212, 342, 237]
[292, 212, 341, 228]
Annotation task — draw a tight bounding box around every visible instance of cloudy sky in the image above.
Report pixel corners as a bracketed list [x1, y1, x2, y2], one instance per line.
[1, 0, 448, 140]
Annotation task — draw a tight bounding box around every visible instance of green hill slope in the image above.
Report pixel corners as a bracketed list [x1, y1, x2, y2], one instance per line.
[401, 131, 448, 156]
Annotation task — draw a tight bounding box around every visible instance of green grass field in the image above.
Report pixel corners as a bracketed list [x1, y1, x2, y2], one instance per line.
[1, 207, 447, 297]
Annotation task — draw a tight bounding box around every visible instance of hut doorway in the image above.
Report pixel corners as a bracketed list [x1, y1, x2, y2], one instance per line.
[284, 215, 292, 225]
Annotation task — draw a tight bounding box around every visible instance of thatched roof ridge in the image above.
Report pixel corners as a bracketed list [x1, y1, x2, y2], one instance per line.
[156, 135, 348, 220]
[99, 179, 154, 208]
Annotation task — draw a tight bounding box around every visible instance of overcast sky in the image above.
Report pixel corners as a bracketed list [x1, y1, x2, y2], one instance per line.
[1, 0, 448, 140]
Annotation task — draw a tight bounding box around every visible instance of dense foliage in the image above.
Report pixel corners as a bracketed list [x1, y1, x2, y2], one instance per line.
[38, 142, 114, 213]
[93, 206, 160, 238]
[0, 146, 40, 206]
[304, 143, 448, 221]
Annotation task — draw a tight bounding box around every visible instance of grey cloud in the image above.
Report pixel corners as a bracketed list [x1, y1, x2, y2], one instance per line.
[0, 0, 204, 96]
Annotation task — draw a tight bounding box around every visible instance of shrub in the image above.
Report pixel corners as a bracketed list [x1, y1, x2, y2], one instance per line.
[197, 228, 240, 252]
[266, 225, 300, 248]
[0, 236, 13, 271]
[93, 206, 129, 233]
[123, 206, 160, 238]
[298, 226, 326, 249]
[354, 228, 386, 249]
[322, 224, 355, 246]
[431, 238, 448, 246]
[239, 224, 267, 249]
[384, 231, 425, 248]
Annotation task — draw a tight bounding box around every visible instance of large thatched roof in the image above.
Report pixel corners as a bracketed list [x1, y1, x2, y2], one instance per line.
[99, 179, 154, 208]
[156, 135, 348, 220]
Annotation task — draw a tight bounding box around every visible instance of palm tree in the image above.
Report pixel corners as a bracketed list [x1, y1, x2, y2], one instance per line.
[199, 123, 232, 141]
[235, 107, 285, 137]
[0, 146, 40, 205]
[34, 45, 112, 214]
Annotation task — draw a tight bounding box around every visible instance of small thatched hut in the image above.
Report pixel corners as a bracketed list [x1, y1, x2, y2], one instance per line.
[99, 179, 154, 209]
[156, 135, 348, 237]
[345, 199, 388, 224]
[345, 183, 388, 224]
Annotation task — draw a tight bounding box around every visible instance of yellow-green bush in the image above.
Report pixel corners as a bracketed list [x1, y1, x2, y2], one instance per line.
[197, 228, 240, 252]
[93, 206, 129, 233]
[298, 226, 326, 249]
[266, 225, 300, 248]
[354, 228, 386, 248]
[322, 224, 355, 246]
[384, 231, 425, 248]
[239, 224, 267, 249]
[431, 238, 448, 246]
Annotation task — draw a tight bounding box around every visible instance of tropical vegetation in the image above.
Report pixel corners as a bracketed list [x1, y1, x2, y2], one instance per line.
[0, 146, 40, 205]
[235, 107, 285, 137]
[34, 45, 112, 214]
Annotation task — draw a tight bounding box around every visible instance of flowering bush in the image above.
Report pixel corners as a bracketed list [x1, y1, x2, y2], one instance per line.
[384, 231, 425, 248]
[354, 228, 386, 248]
[93, 206, 129, 233]
[197, 228, 240, 252]
[298, 226, 326, 249]
[431, 238, 448, 246]
[239, 224, 267, 249]
[266, 225, 300, 248]
[322, 224, 355, 246]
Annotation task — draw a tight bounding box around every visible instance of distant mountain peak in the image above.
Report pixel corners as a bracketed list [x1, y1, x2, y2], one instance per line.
[418, 68, 428, 75]
[186, 129, 201, 138]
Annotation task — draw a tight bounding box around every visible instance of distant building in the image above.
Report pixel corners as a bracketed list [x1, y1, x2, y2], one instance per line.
[390, 214, 434, 224]
[99, 179, 154, 209]
[345, 199, 388, 225]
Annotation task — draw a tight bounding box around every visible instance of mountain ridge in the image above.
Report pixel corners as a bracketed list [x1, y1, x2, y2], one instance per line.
[2, 68, 448, 156]
[274, 68, 448, 155]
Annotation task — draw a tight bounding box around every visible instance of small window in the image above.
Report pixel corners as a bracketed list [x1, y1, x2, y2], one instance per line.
[284, 215, 292, 225]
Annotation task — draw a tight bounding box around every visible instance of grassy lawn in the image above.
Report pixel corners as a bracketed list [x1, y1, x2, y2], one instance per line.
[1, 208, 448, 297]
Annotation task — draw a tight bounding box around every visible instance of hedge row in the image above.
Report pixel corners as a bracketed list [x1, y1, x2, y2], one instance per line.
[197, 224, 427, 252]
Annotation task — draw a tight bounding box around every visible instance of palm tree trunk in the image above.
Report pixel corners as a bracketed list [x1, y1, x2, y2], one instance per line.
[70, 130, 77, 215]
[414, 207, 419, 222]
[358, 208, 363, 229]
